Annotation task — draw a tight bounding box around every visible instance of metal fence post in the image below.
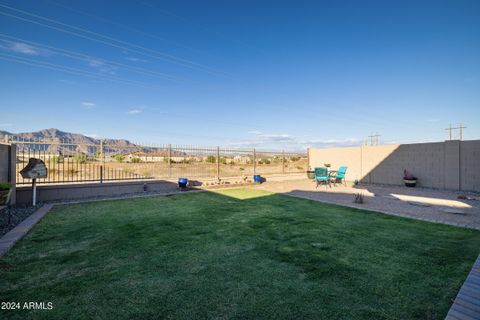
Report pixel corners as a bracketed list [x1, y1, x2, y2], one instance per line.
[100, 139, 104, 183]
[168, 144, 172, 178]
[216, 146, 220, 178]
[282, 150, 285, 174]
[253, 148, 256, 176]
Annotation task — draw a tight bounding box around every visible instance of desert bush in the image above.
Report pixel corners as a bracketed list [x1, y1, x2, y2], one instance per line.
[50, 155, 64, 164]
[74, 155, 87, 164]
[206, 155, 216, 163]
[131, 157, 141, 163]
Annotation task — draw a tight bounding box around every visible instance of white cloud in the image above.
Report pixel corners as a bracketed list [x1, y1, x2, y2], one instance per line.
[227, 131, 361, 151]
[85, 58, 117, 75]
[125, 57, 148, 63]
[0, 123, 14, 127]
[127, 108, 143, 115]
[81, 101, 96, 109]
[0, 40, 49, 56]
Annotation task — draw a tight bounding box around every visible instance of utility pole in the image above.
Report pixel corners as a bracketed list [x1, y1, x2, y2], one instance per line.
[368, 133, 381, 146]
[459, 123, 466, 140]
[445, 124, 467, 141]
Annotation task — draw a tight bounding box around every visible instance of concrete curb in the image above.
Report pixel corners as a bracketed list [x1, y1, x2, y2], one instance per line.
[0, 204, 54, 257]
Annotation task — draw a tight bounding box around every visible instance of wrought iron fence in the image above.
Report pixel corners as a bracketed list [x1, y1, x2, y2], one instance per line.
[7, 136, 307, 185]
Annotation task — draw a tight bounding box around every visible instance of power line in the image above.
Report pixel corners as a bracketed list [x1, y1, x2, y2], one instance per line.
[0, 3, 228, 76]
[368, 132, 381, 145]
[0, 53, 159, 88]
[44, 0, 207, 57]
[0, 33, 182, 83]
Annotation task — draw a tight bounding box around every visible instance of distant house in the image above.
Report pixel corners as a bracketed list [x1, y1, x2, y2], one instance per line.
[125, 152, 189, 163]
[126, 152, 165, 162]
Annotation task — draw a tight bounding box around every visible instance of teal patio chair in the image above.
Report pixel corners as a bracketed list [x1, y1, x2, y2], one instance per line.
[315, 167, 330, 188]
[331, 166, 347, 186]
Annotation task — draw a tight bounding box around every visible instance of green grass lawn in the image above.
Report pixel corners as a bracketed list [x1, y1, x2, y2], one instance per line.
[1, 188, 479, 320]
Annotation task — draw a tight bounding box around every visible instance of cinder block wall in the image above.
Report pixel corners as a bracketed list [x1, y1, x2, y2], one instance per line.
[0, 143, 10, 183]
[0, 143, 16, 204]
[460, 140, 480, 192]
[308, 140, 480, 192]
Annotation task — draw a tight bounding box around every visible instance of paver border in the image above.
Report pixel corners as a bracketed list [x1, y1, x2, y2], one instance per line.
[0, 203, 54, 257]
[445, 255, 480, 320]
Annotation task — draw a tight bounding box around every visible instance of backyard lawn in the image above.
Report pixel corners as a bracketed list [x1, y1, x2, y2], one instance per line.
[1, 188, 479, 319]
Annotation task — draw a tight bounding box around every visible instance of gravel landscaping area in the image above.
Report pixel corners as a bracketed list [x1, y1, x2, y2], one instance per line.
[254, 179, 480, 230]
[0, 204, 44, 237]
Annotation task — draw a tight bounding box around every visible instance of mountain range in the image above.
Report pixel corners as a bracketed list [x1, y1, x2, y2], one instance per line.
[0, 128, 161, 155]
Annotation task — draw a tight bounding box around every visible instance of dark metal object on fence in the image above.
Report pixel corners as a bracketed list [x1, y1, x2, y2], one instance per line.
[20, 158, 47, 206]
[20, 158, 47, 179]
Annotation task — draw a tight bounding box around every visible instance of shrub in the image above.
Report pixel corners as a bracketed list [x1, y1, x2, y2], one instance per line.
[131, 157, 141, 163]
[239, 167, 245, 171]
[50, 155, 64, 164]
[67, 168, 78, 174]
[74, 155, 87, 164]
[0, 182, 12, 190]
[48, 168, 57, 175]
[206, 155, 216, 163]
[290, 156, 300, 162]
[114, 154, 125, 163]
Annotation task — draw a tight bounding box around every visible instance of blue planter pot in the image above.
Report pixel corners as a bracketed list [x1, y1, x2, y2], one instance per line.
[253, 175, 262, 183]
[178, 178, 188, 188]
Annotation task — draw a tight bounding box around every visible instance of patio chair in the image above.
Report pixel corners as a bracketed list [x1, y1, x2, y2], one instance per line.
[331, 166, 347, 186]
[315, 167, 330, 188]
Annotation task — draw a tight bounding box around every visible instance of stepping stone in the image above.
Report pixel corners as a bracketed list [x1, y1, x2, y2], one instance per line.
[382, 195, 398, 200]
[407, 201, 431, 207]
[439, 208, 467, 215]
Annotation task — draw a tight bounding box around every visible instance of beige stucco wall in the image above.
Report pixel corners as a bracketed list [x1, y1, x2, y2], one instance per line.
[308, 140, 480, 192]
[460, 140, 480, 192]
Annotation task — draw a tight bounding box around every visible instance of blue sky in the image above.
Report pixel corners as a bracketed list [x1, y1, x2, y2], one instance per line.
[0, 0, 479, 150]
